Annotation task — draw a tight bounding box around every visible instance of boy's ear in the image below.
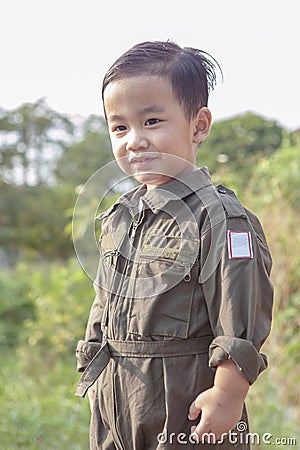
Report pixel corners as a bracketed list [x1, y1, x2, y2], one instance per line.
[192, 107, 212, 144]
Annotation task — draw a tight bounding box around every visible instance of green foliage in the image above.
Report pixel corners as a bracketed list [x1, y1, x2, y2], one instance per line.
[0, 99, 74, 186]
[247, 370, 298, 450]
[0, 182, 75, 258]
[0, 260, 92, 448]
[0, 103, 115, 260]
[0, 268, 35, 345]
[55, 114, 113, 187]
[18, 259, 93, 364]
[0, 351, 89, 449]
[247, 143, 300, 210]
[198, 112, 283, 187]
[242, 142, 300, 448]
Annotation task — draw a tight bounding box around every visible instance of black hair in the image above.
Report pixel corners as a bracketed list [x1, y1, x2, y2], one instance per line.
[102, 40, 221, 120]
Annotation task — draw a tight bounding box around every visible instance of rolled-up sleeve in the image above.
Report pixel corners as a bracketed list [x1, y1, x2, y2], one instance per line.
[76, 340, 102, 372]
[201, 211, 273, 385]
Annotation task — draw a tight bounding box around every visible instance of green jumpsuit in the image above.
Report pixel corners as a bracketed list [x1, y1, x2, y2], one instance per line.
[76, 167, 273, 449]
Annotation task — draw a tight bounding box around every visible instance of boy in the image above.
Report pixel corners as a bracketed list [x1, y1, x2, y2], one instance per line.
[75, 41, 273, 449]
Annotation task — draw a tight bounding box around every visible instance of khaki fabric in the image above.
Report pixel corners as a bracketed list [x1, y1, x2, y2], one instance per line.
[76, 167, 273, 450]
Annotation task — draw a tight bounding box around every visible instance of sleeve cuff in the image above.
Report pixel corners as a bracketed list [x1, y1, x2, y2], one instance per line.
[208, 336, 268, 384]
[76, 340, 102, 372]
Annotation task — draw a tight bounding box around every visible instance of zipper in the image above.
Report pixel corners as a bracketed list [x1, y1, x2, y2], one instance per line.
[103, 249, 119, 267]
[130, 220, 140, 240]
[130, 205, 145, 240]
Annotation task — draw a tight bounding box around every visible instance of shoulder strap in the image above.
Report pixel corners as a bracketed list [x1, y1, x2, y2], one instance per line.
[215, 184, 248, 218]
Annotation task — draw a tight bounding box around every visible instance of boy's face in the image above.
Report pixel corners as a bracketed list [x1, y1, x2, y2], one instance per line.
[103, 75, 211, 188]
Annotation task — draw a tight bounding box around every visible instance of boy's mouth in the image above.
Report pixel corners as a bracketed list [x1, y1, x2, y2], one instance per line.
[128, 155, 158, 165]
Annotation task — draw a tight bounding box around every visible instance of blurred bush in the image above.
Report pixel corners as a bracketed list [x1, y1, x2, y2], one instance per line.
[0, 267, 35, 345]
[0, 259, 92, 448]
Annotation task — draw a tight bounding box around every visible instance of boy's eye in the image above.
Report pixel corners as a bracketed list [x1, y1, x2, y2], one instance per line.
[114, 125, 127, 132]
[145, 118, 160, 126]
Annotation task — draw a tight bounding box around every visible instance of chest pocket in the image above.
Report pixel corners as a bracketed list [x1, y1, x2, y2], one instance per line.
[128, 235, 200, 339]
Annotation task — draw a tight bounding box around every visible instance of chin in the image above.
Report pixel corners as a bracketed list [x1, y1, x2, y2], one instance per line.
[133, 171, 171, 187]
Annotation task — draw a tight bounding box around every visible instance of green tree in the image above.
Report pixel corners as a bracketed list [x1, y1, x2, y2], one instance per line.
[0, 104, 111, 259]
[0, 182, 75, 258]
[0, 98, 74, 186]
[55, 114, 113, 187]
[245, 142, 300, 442]
[198, 112, 283, 177]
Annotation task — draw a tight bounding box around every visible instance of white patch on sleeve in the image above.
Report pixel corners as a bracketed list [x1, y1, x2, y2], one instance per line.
[227, 230, 253, 259]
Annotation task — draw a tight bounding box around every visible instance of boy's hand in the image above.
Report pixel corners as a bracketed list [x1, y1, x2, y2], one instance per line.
[188, 386, 243, 442]
[188, 358, 249, 443]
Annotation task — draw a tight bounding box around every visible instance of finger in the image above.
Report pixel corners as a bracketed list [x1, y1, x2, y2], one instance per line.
[188, 395, 203, 421]
[190, 421, 212, 445]
[192, 413, 216, 443]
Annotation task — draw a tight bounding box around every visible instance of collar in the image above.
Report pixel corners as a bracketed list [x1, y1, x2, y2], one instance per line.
[142, 166, 212, 213]
[96, 167, 212, 219]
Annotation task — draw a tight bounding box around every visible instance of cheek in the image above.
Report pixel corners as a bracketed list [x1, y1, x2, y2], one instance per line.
[112, 146, 121, 158]
[110, 137, 124, 157]
[110, 144, 133, 176]
[151, 132, 172, 154]
[114, 157, 133, 177]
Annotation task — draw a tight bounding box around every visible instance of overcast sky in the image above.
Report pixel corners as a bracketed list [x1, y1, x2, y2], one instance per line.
[1, 0, 299, 130]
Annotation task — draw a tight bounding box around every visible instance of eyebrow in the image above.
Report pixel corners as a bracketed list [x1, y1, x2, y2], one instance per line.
[108, 105, 166, 122]
[107, 114, 124, 122]
[139, 105, 166, 114]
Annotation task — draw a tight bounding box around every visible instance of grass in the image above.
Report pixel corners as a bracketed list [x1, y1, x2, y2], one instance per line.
[0, 350, 90, 450]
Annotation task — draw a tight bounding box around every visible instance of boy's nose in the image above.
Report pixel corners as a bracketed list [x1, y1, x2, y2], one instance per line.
[126, 130, 149, 152]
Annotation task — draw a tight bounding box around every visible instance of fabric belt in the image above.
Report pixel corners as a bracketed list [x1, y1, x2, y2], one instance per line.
[76, 335, 213, 398]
